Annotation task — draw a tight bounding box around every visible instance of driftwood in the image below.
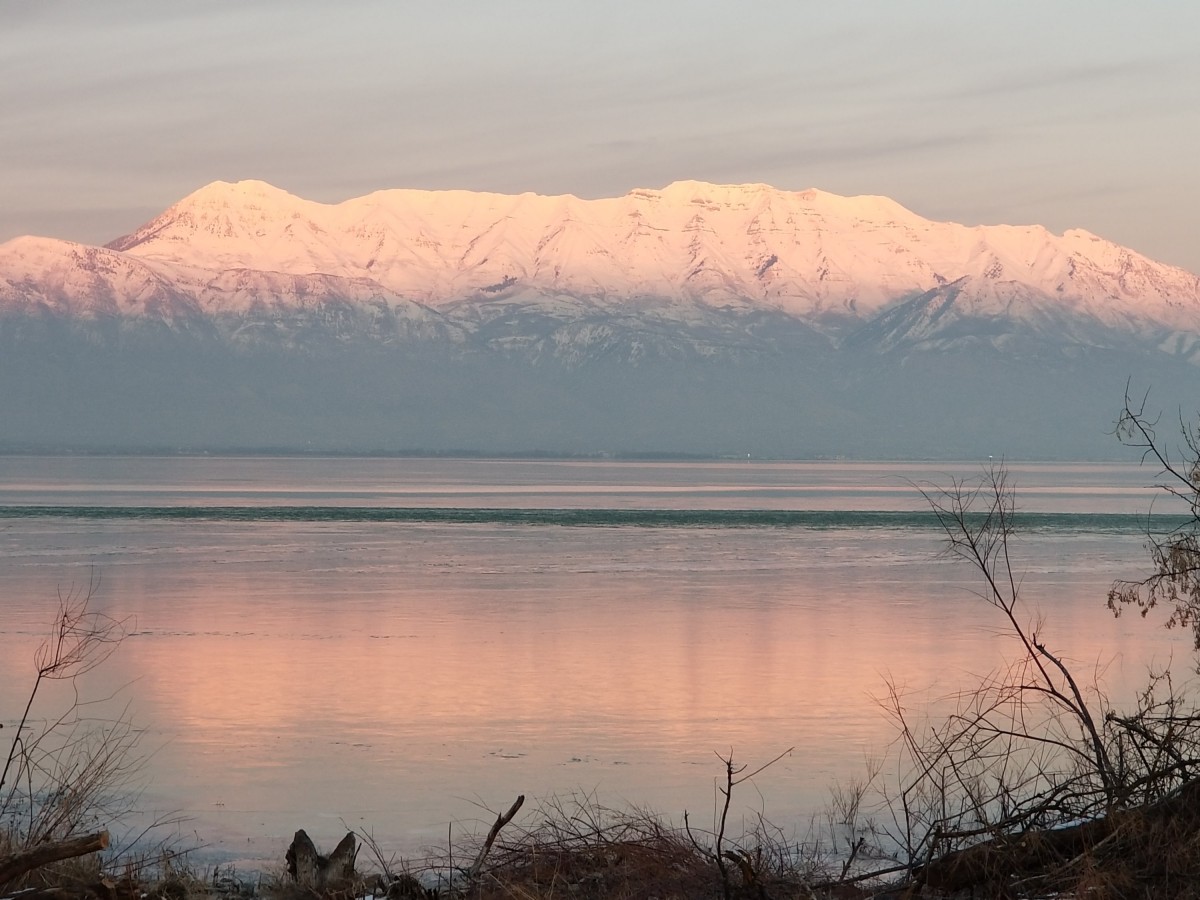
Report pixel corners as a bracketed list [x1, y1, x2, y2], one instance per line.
[918, 779, 1200, 893]
[0, 830, 109, 888]
[465, 794, 524, 879]
[286, 829, 357, 893]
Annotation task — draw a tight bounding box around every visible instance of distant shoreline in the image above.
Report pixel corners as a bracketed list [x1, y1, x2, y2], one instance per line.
[0, 447, 1131, 463]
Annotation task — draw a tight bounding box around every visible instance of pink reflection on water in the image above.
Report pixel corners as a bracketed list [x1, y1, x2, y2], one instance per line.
[0, 522, 1176, 866]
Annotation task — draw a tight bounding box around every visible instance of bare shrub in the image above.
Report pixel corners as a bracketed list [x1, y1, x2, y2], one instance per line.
[0, 575, 157, 889]
[455, 793, 713, 900]
[412, 772, 839, 900]
[862, 464, 1200, 896]
[1109, 386, 1200, 653]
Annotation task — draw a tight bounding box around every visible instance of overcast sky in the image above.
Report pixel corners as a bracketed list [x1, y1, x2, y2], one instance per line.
[3, 1, 1198, 272]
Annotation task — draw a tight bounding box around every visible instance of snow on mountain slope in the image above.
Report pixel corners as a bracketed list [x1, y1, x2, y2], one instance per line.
[0, 230, 448, 329]
[0, 235, 195, 319]
[2, 179, 1198, 357]
[95, 179, 1200, 332]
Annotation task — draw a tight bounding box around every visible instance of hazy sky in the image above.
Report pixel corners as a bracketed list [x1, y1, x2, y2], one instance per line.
[3, 1, 1199, 272]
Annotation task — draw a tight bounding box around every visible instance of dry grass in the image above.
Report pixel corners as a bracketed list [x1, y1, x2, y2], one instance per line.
[463, 799, 719, 900]
[1001, 795, 1200, 900]
[14, 785, 1200, 900]
[430, 792, 874, 900]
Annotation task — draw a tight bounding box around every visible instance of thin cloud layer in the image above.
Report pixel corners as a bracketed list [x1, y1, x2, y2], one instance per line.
[2, 1, 1198, 270]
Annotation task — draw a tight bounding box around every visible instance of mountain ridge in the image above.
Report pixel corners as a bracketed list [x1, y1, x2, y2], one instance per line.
[3, 179, 1199, 458]
[2, 178, 1190, 336]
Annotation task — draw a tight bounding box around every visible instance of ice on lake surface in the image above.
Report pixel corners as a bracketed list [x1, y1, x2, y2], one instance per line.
[0, 457, 1191, 867]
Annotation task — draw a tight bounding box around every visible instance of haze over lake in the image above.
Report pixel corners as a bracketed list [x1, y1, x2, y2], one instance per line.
[0, 456, 1191, 866]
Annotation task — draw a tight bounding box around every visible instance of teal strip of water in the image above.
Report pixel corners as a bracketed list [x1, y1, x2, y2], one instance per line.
[0, 506, 1187, 532]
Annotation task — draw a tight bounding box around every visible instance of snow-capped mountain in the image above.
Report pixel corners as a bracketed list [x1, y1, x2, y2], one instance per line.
[3, 178, 1197, 337]
[2, 180, 1198, 457]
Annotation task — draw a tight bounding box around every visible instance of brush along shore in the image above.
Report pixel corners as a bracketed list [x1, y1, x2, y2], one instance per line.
[11, 781, 1200, 900]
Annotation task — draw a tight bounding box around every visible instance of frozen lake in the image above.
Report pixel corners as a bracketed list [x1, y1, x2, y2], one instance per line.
[0, 456, 1190, 867]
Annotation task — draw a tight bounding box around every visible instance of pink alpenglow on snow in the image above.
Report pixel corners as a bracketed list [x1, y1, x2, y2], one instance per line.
[3, 180, 1196, 332]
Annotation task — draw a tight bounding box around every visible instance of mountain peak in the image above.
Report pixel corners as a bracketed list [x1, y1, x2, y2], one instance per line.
[657, 179, 773, 196]
[105, 178, 319, 256]
[185, 178, 304, 204]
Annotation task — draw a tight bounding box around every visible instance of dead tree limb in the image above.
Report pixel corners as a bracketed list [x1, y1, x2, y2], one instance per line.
[0, 830, 109, 888]
[466, 794, 524, 879]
